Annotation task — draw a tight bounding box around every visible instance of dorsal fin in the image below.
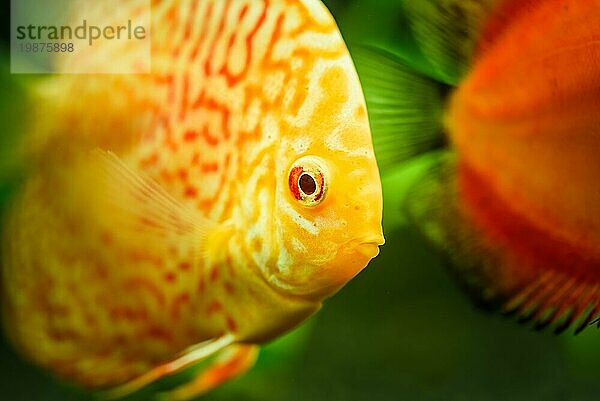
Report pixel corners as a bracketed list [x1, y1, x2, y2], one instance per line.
[400, 0, 500, 84]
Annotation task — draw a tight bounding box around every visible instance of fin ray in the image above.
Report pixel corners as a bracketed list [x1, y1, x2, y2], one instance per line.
[99, 334, 236, 400]
[84, 149, 217, 255]
[404, 153, 600, 333]
[351, 45, 444, 171]
[400, 0, 498, 84]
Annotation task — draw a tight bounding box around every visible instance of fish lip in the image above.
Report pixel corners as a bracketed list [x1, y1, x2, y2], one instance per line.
[357, 240, 383, 259]
[360, 235, 385, 247]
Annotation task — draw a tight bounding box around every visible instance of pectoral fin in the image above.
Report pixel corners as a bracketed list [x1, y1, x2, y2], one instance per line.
[351, 46, 445, 172]
[82, 149, 219, 258]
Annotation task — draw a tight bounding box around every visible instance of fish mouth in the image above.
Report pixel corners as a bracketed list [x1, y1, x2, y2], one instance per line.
[357, 241, 382, 260]
[357, 233, 385, 259]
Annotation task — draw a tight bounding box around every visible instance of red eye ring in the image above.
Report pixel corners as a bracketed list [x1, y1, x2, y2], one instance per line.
[288, 157, 327, 206]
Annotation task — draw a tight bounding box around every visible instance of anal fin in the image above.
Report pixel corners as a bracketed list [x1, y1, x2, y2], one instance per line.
[99, 335, 236, 400]
[404, 152, 600, 334]
[156, 344, 259, 401]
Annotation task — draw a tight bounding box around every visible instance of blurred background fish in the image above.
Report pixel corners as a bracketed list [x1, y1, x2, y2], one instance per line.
[0, 1, 600, 401]
[352, 0, 600, 334]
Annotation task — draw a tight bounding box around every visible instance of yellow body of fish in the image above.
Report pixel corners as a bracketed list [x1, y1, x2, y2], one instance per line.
[1, 0, 383, 399]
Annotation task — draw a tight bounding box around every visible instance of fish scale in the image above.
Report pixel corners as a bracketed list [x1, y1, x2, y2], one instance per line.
[2, 0, 383, 395]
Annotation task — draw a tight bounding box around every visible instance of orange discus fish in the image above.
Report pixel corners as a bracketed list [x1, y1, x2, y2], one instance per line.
[355, 0, 600, 334]
[2, 0, 383, 399]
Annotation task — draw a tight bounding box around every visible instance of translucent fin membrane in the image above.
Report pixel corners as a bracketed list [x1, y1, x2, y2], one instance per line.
[404, 153, 600, 334]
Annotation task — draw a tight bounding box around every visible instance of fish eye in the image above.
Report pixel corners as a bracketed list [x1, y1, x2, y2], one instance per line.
[299, 174, 317, 195]
[288, 156, 327, 207]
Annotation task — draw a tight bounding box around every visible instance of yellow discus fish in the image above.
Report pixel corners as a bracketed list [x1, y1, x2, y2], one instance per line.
[2, 0, 383, 399]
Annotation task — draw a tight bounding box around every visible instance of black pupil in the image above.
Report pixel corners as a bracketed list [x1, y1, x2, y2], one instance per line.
[299, 173, 317, 195]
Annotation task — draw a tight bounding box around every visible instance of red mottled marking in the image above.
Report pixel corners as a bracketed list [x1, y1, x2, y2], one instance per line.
[140, 152, 160, 168]
[164, 134, 179, 153]
[202, 127, 220, 147]
[224, 282, 235, 295]
[48, 329, 81, 343]
[153, 74, 176, 105]
[256, 30, 308, 113]
[200, 162, 219, 173]
[196, 162, 226, 208]
[125, 249, 164, 269]
[459, 162, 600, 282]
[110, 307, 148, 322]
[171, 293, 190, 320]
[198, 276, 206, 293]
[252, 237, 262, 252]
[184, 130, 200, 142]
[295, 46, 345, 64]
[184, 186, 198, 198]
[225, 255, 235, 276]
[177, 168, 189, 181]
[100, 231, 113, 245]
[226, 315, 237, 332]
[83, 311, 97, 325]
[238, 5, 250, 23]
[160, 169, 174, 184]
[168, 245, 178, 257]
[164, 2, 178, 25]
[145, 327, 173, 344]
[288, 0, 338, 37]
[179, 74, 190, 121]
[178, 261, 191, 271]
[220, 2, 268, 87]
[171, 1, 199, 59]
[191, 95, 232, 140]
[164, 272, 177, 283]
[210, 265, 220, 282]
[236, 119, 262, 148]
[261, 12, 285, 70]
[218, 6, 244, 85]
[123, 278, 166, 306]
[204, 0, 233, 76]
[207, 300, 223, 315]
[189, 2, 214, 61]
[183, 0, 199, 41]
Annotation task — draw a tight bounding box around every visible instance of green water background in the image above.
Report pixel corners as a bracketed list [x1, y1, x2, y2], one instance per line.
[0, 0, 598, 400]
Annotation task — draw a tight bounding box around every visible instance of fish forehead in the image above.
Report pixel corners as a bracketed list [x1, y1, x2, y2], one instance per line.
[65, 0, 372, 221]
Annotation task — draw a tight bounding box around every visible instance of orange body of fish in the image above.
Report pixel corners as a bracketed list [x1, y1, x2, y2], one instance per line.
[1, 1, 384, 399]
